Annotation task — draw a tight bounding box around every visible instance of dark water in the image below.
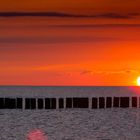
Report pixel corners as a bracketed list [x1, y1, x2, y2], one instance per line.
[0, 86, 140, 140]
[0, 86, 140, 97]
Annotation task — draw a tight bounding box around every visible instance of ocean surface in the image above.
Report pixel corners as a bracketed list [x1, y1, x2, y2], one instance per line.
[0, 86, 140, 140]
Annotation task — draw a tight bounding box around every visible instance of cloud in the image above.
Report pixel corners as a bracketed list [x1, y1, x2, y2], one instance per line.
[0, 12, 78, 17]
[80, 70, 93, 75]
[0, 36, 120, 44]
[125, 69, 140, 74]
[0, 12, 139, 19]
[49, 24, 140, 28]
[80, 69, 140, 75]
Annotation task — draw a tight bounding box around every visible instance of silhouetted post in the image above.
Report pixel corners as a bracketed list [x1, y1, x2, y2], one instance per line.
[81, 98, 89, 108]
[99, 97, 105, 109]
[66, 98, 73, 108]
[92, 98, 98, 109]
[120, 97, 129, 108]
[51, 98, 56, 109]
[45, 98, 51, 109]
[30, 98, 36, 109]
[16, 98, 23, 109]
[73, 98, 89, 108]
[4, 98, 10, 109]
[59, 98, 64, 109]
[132, 97, 137, 108]
[113, 97, 120, 108]
[25, 98, 31, 109]
[38, 98, 44, 109]
[73, 98, 79, 108]
[106, 97, 112, 108]
[0, 98, 4, 109]
[9, 98, 16, 109]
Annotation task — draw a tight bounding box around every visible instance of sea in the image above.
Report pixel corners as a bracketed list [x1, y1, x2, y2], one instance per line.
[0, 86, 140, 140]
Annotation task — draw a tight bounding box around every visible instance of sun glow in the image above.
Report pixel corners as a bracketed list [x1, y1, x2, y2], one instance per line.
[137, 76, 140, 86]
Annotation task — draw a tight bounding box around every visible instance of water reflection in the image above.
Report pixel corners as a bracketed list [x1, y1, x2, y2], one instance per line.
[128, 86, 140, 95]
[26, 129, 48, 140]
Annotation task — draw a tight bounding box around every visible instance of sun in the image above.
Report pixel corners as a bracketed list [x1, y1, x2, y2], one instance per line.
[137, 76, 140, 86]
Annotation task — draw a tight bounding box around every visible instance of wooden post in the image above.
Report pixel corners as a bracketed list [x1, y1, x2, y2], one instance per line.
[59, 98, 64, 109]
[132, 97, 137, 108]
[30, 98, 36, 109]
[106, 97, 112, 108]
[5, 98, 10, 109]
[38, 98, 44, 109]
[0, 98, 4, 109]
[73, 98, 89, 108]
[113, 97, 120, 108]
[92, 98, 98, 109]
[99, 97, 105, 109]
[45, 98, 51, 109]
[51, 98, 56, 109]
[9, 98, 16, 109]
[16, 98, 23, 109]
[66, 98, 72, 108]
[25, 98, 30, 109]
[120, 97, 129, 108]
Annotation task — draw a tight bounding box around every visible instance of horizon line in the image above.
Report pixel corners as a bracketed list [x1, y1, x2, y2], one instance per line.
[0, 85, 137, 87]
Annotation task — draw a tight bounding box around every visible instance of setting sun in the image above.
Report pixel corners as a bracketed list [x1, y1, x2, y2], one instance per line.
[137, 76, 140, 86]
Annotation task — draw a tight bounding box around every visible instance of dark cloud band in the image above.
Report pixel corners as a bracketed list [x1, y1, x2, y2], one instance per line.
[0, 12, 139, 19]
[0, 36, 119, 44]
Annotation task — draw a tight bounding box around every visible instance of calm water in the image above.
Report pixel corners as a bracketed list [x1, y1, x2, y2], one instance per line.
[0, 86, 140, 140]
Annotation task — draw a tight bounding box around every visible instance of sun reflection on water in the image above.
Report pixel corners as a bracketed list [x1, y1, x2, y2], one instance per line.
[26, 129, 48, 140]
[128, 86, 140, 95]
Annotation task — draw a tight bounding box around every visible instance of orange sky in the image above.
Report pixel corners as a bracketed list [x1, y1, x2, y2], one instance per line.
[0, 0, 140, 14]
[0, 1, 140, 85]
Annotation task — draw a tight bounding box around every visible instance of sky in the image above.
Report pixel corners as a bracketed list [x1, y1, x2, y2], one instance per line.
[0, 0, 140, 85]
